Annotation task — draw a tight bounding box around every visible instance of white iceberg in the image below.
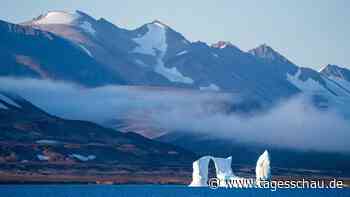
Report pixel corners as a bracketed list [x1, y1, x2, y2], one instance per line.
[189, 150, 271, 187]
[255, 150, 271, 185]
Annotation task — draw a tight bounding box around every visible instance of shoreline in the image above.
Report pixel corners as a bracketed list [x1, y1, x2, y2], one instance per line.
[0, 172, 349, 187]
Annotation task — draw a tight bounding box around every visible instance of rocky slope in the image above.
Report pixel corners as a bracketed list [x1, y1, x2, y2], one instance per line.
[0, 92, 196, 183]
[0, 19, 124, 86]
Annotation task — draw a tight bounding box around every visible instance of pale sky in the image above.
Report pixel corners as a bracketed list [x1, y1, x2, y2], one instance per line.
[1, 0, 349, 69]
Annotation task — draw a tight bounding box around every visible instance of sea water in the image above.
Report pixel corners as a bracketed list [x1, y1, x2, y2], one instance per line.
[0, 185, 348, 197]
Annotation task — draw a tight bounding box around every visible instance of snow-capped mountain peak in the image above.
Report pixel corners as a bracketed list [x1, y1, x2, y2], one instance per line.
[132, 22, 167, 56]
[31, 10, 82, 25]
[150, 20, 169, 29]
[211, 41, 235, 49]
[29, 10, 97, 36]
[248, 44, 293, 65]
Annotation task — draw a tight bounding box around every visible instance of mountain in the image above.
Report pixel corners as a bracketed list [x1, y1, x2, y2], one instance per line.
[249, 44, 350, 112]
[12, 11, 350, 103]
[320, 64, 350, 92]
[22, 11, 189, 87]
[0, 10, 346, 103]
[0, 19, 124, 86]
[1, 10, 349, 126]
[20, 11, 304, 101]
[0, 92, 196, 183]
[248, 44, 296, 68]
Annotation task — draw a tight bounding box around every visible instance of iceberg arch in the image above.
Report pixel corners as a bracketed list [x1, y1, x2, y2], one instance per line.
[189, 150, 271, 187]
[189, 156, 234, 186]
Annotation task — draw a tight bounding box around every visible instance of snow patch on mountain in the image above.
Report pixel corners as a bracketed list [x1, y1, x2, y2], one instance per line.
[212, 41, 234, 49]
[176, 50, 188, 56]
[132, 23, 167, 56]
[152, 21, 167, 29]
[80, 21, 96, 35]
[200, 84, 220, 91]
[78, 44, 93, 57]
[155, 65, 194, 84]
[33, 11, 80, 25]
[318, 65, 329, 72]
[132, 22, 193, 84]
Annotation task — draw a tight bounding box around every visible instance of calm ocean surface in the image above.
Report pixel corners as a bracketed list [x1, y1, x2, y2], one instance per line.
[0, 185, 348, 197]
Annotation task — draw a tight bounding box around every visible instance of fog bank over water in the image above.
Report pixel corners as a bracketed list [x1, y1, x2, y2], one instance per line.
[1, 77, 349, 153]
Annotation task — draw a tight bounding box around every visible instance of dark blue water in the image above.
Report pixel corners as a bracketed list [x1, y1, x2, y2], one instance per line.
[0, 185, 348, 197]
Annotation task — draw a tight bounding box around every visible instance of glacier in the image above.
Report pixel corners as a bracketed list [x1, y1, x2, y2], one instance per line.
[189, 150, 271, 187]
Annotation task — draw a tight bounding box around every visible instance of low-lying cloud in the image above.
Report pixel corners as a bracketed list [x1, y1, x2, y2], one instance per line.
[1, 77, 349, 153]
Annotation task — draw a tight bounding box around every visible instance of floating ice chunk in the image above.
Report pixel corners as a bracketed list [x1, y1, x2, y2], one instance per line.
[212, 156, 235, 180]
[189, 156, 235, 187]
[256, 150, 271, 183]
[189, 156, 212, 186]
